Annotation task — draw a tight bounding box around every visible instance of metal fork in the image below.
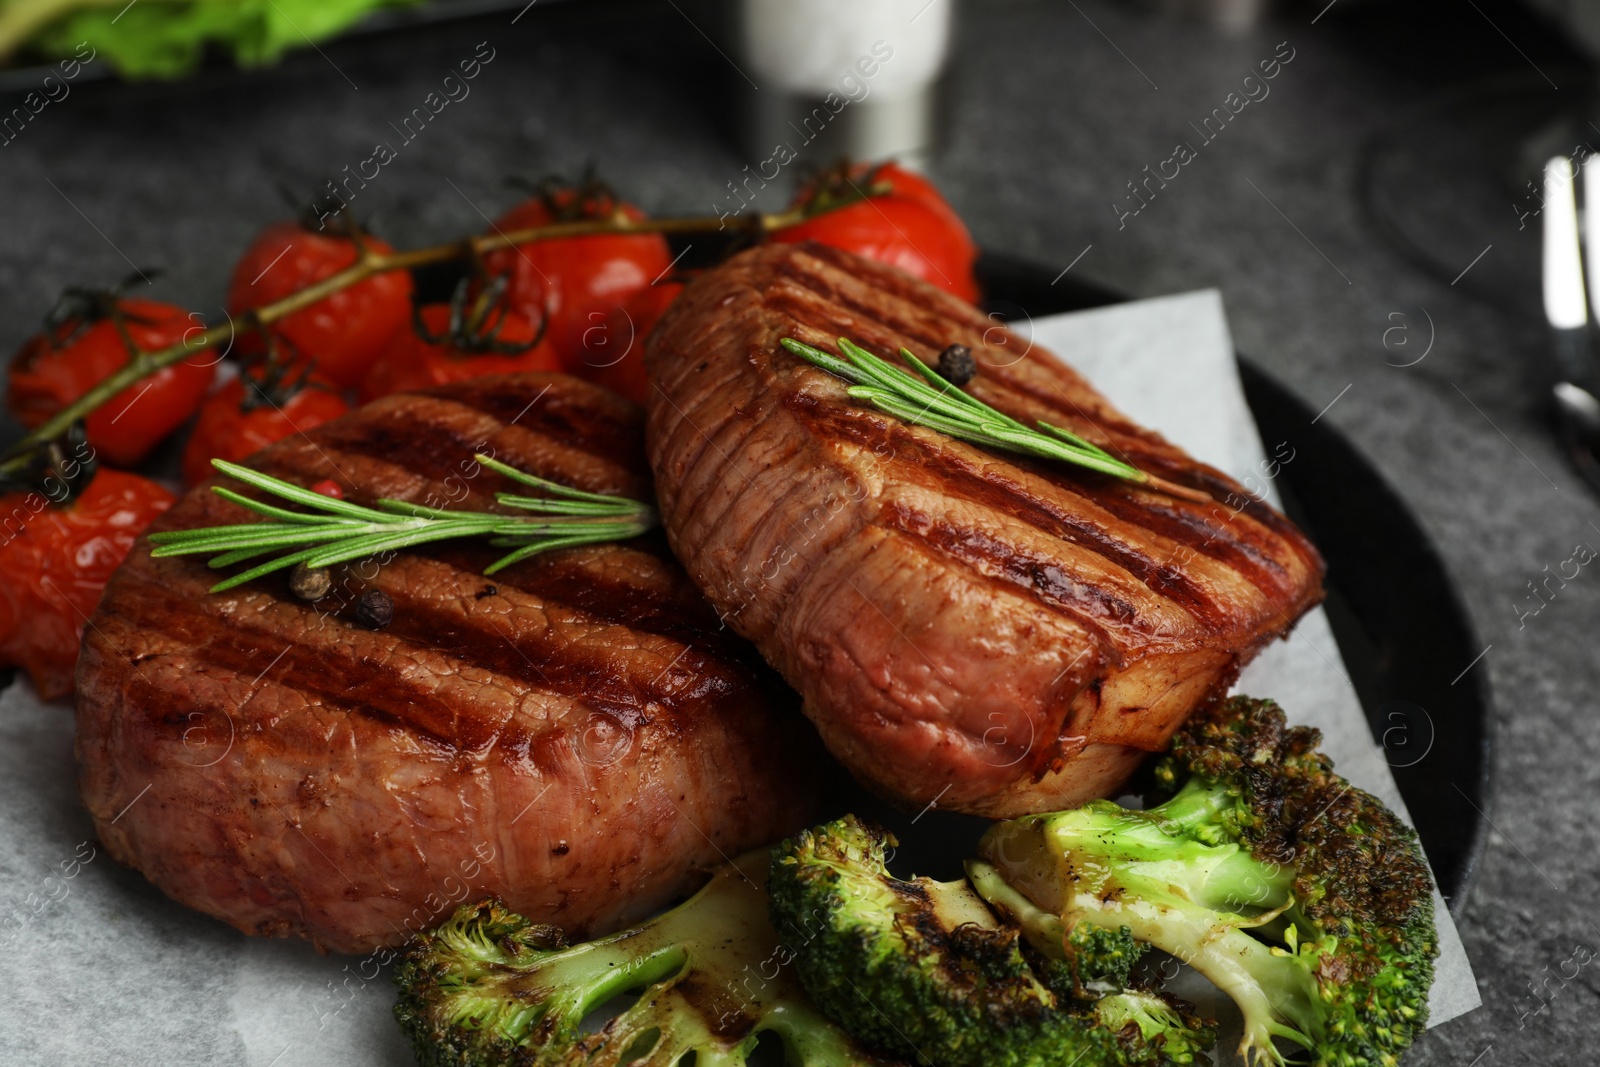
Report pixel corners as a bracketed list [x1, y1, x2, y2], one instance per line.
[1543, 154, 1600, 494]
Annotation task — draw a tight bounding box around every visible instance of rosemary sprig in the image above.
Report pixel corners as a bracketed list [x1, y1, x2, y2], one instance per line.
[780, 337, 1210, 503]
[147, 456, 657, 593]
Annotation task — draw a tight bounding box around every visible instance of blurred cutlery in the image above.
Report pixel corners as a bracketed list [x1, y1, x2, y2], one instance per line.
[1543, 154, 1600, 494]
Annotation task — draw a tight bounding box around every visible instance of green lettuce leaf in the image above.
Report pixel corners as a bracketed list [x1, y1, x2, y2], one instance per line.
[11, 0, 422, 79]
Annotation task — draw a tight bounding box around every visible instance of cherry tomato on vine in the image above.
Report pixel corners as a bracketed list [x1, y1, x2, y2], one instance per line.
[7, 289, 215, 468]
[181, 362, 350, 488]
[858, 162, 970, 235]
[572, 281, 685, 406]
[482, 177, 673, 372]
[0, 468, 174, 699]
[360, 279, 562, 401]
[226, 219, 414, 389]
[772, 160, 979, 302]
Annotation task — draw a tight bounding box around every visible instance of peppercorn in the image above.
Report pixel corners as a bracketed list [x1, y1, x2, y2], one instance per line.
[288, 562, 332, 601]
[936, 343, 977, 385]
[353, 589, 394, 630]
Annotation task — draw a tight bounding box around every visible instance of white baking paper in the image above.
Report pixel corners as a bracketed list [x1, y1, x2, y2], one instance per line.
[0, 290, 1477, 1065]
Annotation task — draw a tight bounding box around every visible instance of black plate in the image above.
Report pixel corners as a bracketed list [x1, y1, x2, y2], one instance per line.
[970, 252, 1494, 916]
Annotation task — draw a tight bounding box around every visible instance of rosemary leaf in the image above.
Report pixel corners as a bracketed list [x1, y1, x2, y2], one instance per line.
[149, 524, 356, 555]
[780, 340, 861, 383]
[475, 453, 639, 506]
[209, 487, 363, 525]
[298, 521, 504, 569]
[494, 493, 646, 518]
[208, 546, 332, 592]
[210, 459, 401, 522]
[207, 544, 313, 568]
[1034, 419, 1108, 455]
[371, 499, 493, 521]
[485, 532, 628, 574]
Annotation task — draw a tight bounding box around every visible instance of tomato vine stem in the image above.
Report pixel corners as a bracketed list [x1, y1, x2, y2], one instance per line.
[0, 208, 800, 478]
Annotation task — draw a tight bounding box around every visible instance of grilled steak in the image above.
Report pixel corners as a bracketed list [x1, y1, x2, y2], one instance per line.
[644, 244, 1325, 818]
[76, 373, 824, 954]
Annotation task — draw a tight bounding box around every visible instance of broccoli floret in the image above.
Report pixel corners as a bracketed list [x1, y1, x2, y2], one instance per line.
[976, 696, 1438, 1067]
[393, 849, 898, 1067]
[768, 815, 1215, 1067]
[1093, 992, 1218, 1066]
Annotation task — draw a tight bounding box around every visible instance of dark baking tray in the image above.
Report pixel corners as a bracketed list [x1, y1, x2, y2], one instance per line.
[974, 251, 1494, 917]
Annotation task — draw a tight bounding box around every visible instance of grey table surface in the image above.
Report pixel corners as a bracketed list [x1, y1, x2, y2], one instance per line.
[0, 0, 1592, 1061]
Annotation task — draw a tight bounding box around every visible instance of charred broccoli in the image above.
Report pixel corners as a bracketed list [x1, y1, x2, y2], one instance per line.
[977, 696, 1438, 1067]
[393, 849, 897, 1067]
[768, 697, 1438, 1067]
[768, 815, 1216, 1067]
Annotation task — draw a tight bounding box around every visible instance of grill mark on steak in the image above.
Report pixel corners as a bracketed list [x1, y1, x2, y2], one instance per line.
[788, 384, 1301, 612]
[1185, 465, 1312, 545]
[782, 392, 1234, 628]
[375, 583, 741, 726]
[1016, 461, 1299, 604]
[118, 640, 477, 756]
[311, 409, 503, 488]
[244, 391, 646, 508]
[804, 243, 988, 324]
[419, 540, 753, 662]
[109, 554, 732, 757]
[770, 260, 960, 355]
[880, 501, 1143, 630]
[106, 570, 513, 748]
[435, 377, 645, 470]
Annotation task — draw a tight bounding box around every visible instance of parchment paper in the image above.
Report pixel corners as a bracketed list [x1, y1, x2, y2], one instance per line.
[0, 290, 1477, 1065]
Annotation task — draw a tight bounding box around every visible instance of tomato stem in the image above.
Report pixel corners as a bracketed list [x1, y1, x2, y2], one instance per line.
[1, 209, 794, 477]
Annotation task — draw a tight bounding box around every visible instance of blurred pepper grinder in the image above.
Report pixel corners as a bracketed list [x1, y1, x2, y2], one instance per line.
[735, 0, 953, 170]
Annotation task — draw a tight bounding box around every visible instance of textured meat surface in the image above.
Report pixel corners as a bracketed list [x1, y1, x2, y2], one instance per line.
[644, 244, 1325, 817]
[76, 373, 824, 954]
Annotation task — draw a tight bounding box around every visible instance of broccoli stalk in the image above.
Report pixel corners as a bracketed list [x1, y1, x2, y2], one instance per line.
[974, 696, 1438, 1067]
[976, 790, 1318, 1060]
[393, 849, 897, 1067]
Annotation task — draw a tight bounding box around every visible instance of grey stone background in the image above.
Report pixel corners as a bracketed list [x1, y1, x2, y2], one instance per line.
[0, 0, 1594, 1061]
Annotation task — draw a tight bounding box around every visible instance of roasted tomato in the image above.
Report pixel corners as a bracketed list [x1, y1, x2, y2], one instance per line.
[771, 161, 979, 303]
[360, 279, 561, 401]
[7, 286, 214, 468]
[227, 218, 414, 388]
[0, 468, 173, 699]
[181, 360, 350, 488]
[482, 176, 673, 371]
[573, 281, 685, 406]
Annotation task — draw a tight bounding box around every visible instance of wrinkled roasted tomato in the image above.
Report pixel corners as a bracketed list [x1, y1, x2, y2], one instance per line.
[0, 468, 174, 699]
